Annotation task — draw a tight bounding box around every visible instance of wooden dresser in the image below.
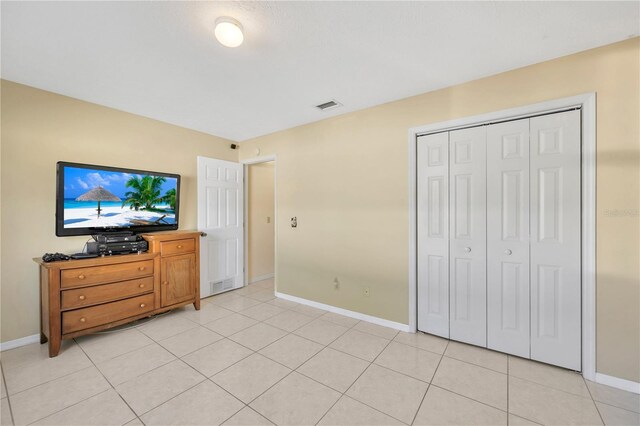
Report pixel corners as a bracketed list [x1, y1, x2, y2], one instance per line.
[36, 231, 200, 357]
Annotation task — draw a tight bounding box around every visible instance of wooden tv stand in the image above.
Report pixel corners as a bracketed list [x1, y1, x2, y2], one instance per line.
[35, 231, 200, 357]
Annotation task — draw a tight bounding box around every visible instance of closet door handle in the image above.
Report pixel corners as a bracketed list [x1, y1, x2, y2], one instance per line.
[464, 247, 471, 253]
[504, 249, 512, 255]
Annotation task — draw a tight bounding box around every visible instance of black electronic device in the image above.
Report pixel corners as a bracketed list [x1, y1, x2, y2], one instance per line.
[95, 233, 143, 244]
[42, 252, 70, 262]
[70, 253, 99, 259]
[87, 240, 149, 256]
[56, 162, 180, 237]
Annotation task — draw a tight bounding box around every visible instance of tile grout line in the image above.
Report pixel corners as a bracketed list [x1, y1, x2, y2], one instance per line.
[234, 311, 355, 415]
[409, 339, 450, 425]
[74, 337, 145, 426]
[507, 353, 510, 425]
[84, 338, 223, 421]
[0, 363, 16, 426]
[24, 388, 116, 426]
[410, 384, 431, 426]
[207, 305, 380, 425]
[1, 286, 269, 426]
[506, 371, 595, 401]
[322, 329, 413, 425]
[583, 374, 607, 425]
[1, 347, 103, 398]
[130, 360, 227, 420]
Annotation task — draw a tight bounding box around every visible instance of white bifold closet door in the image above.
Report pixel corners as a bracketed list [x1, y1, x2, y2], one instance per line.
[448, 127, 487, 346]
[417, 132, 450, 338]
[529, 110, 581, 370]
[418, 109, 581, 371]
[487, 118, 531, 358]
[417, 128, 487, 344]
[486, 110, 581, 370]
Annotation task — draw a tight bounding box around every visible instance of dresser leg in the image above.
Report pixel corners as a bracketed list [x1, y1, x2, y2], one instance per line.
[49, 337, 61, 357]
[193, 298, 201, 311]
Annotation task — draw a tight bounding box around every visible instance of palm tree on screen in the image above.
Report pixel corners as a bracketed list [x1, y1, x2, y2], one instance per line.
[121, 175, 166, 210]
[162, 188, 176, 210]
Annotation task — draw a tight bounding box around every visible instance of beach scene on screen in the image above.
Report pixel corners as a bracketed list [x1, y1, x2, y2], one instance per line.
[63, 166, 177, 228]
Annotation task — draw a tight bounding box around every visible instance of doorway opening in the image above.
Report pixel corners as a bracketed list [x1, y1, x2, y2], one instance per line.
[242, 155, 277, 296]
[245, 161, 275, 289]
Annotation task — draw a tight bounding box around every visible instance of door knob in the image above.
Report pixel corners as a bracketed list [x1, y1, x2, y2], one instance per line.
[505, 249, 512, 255]
[464, 247, 471, 253]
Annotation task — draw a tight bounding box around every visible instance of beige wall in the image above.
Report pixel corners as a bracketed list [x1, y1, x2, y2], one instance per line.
[0, 80, 238, 343]
[239, 38, 640, 382]
[247, 162, 275, 281]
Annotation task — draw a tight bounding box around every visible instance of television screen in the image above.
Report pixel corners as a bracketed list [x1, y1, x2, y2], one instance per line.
[56, 162, 180, 236]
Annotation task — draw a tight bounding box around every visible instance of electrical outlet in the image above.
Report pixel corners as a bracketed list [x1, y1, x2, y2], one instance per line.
[333, 277, 339, 289]
[364, 287, 370, 297]
[291, 217, 297, 228]
[266, 216, 271, 224]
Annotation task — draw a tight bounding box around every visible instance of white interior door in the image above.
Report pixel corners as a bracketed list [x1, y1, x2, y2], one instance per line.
[197, 156, 244, 298]
[417, 132, 450, 338]
[487, 118, 531, 358]
[449, 126, 487, 346]
[530, 110, 582, 370]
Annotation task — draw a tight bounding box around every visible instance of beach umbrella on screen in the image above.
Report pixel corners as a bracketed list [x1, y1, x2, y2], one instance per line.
[75, 186, 120, 218]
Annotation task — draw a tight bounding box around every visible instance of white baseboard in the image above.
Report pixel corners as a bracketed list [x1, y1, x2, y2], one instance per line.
[0, 334, 40, 352]
[249, 273, 275, 284]
[275, 291, 411, 332]
[595, 373, 640, 394]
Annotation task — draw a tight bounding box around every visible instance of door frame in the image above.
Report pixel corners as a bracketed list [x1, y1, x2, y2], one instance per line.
[240, 154, 278, 287]
[407, 93, 596, 380]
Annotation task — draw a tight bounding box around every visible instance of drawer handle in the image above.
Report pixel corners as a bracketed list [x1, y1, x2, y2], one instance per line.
[177, 245, 183, 249]
[79, 317, 86, 323]
[139, 283, 145, 288]
[140, 303, 146, 308]
[78, 274, 86, 280]
[78, 295, 86, 300]
[138, 266, 146, 271]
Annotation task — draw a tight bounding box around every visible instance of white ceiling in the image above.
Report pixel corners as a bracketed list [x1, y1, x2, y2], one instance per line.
[2, 1, 638, 142]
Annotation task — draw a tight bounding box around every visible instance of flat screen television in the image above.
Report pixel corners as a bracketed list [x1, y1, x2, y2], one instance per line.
[56, 161, 181, 236]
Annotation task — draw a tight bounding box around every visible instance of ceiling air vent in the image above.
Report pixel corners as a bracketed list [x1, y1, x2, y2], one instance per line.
[315, 100, 342, 111]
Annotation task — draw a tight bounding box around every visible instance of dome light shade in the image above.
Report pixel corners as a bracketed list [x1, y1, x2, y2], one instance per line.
[215, 17, 244, 48]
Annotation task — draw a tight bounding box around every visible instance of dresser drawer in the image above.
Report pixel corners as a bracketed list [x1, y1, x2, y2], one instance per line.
[62, 293, 154, 334]
[61, 260, 154, 288]
[61, 276, 153, 310]
[160, 239, 195, 256]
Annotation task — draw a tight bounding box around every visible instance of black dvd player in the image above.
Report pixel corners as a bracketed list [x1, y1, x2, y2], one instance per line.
[87, 240, 148, 255]
[94, 233, 143, 244]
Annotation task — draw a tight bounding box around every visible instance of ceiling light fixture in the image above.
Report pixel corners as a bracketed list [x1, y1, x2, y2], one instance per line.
[214, 17, 244, 48]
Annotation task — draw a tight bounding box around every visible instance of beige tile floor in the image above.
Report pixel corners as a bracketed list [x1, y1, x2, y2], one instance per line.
[1, 278, 638, 425]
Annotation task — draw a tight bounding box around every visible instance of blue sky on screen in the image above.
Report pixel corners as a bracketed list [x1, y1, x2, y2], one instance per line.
[63, 166, 177, 199]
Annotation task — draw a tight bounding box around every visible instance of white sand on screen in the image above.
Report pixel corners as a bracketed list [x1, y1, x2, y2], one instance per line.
[63, 206, 173, 228]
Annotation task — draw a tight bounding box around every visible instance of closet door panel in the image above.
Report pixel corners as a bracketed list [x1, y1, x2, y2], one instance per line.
[487, 119, 530, 358]
[449, 126, 487, 346]
[417, 132, 450, 338]
[530, 110, 581, 370]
